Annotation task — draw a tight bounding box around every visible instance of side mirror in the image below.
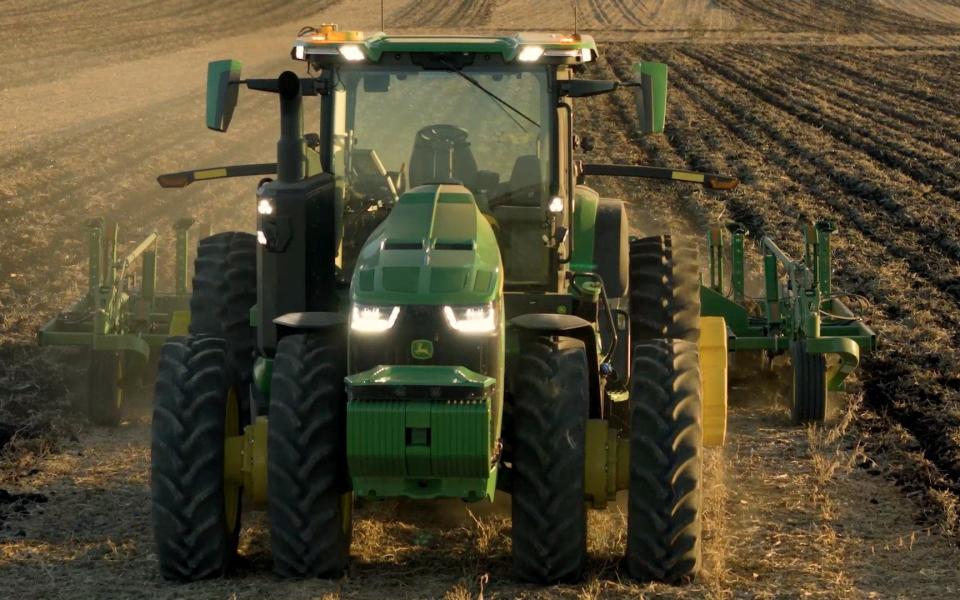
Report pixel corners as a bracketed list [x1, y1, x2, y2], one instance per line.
[206, 59, 243, 132]
[632, 62, 668, 135]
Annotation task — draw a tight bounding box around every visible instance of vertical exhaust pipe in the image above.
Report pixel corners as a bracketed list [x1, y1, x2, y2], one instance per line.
[277, 71, 305, 183]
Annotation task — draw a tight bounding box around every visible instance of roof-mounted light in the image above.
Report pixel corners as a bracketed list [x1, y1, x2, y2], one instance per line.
[338, 44, 366, 61]
[541, 48, 593, 63]
[518, 46, 545, 62]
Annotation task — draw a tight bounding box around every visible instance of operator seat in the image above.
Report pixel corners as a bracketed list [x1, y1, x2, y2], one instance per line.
[492, 155, 549, 285]
[408, 124, 478, 189]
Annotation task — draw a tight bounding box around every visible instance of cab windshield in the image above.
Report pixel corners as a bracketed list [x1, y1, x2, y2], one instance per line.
[331, 65, 552, 209]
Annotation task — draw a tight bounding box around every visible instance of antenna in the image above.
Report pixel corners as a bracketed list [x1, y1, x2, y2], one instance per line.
[574, 0, 579, 34]
[381, 0, 385, 32]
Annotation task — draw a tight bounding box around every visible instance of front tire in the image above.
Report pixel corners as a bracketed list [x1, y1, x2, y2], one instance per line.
[627, 339, 702, 583]
[268, 333, 351, 578]
[510, 336, 588, 584]
[151, 336, 240, 581]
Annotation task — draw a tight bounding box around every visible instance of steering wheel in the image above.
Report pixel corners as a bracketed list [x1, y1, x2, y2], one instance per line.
[416, 124, 470, 148]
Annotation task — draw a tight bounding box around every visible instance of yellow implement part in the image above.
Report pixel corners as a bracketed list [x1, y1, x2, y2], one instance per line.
[584, 419, 631, 508]
[224, 415, 269, 510]
[699, 316, 729, 447]
[169, 310, 191, 336]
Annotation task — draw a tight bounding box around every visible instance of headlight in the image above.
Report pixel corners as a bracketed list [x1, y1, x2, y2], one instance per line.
[338, 44, 365, 61]
[518, 46, 544, 62]
[351, 304, 400, 333]
[443, 303, 496, 334]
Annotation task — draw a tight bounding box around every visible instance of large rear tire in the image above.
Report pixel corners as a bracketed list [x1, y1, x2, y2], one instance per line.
[190, 232, 257, 402]
[268, 333, 351, 578]
[627, 339, 702, 583]
[87, 351, 123, 426]
[629, 235, 700, 343]
[151, 336, 240, 581]
[510, 336, 588, 584]
[791, 340, 826, 424]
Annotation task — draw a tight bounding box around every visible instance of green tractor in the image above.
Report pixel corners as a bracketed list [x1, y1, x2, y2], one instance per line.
[145, 25, 875, 584]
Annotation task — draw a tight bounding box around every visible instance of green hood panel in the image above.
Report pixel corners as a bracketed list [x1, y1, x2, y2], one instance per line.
[352, 184, 502, 305]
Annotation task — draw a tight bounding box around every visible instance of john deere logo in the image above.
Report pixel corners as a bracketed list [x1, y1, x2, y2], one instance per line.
[411, 339, 434, 360]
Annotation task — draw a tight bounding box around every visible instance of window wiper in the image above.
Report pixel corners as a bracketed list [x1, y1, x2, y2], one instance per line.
[438, 59, 541, 131]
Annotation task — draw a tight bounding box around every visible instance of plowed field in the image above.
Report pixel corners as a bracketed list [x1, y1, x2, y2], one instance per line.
[2, 1, 960, 599]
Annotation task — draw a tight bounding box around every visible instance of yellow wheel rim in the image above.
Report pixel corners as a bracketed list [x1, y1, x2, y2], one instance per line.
[224, 387, 242, 535]
[699, 316, 729, 447]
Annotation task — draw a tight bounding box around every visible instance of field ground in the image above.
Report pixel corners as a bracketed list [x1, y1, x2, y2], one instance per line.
[2, 1, 960, 598]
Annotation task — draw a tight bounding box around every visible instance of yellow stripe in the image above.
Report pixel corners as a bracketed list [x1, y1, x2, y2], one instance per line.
[194, 168, 228, 180]
[672, 171, 705, 183]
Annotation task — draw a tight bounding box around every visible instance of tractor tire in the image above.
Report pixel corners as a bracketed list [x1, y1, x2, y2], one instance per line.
[594, 199, 630, 299]
[151, 336, 241, 581]
[627, 339, 702, 584]
[268, 333, 351, 578]
[791, 340, 826, 424]
[189, 232, 257, 399]
[629, 235, 700, 343]
[87, 351, 123, 426]
[510, 336, 588, 584]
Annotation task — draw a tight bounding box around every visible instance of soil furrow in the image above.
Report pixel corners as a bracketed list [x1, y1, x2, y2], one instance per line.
[715, 0, 960, 33]
[808, 48, 960, 107]
[729, 46, 960, 152]
[678, 47, 960, 262]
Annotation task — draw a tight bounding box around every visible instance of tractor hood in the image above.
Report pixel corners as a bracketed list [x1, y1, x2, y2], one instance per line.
[350, 184, 502, 306]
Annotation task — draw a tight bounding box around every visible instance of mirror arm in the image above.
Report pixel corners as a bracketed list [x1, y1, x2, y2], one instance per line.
[579, 163, 739, 190]
[157, 163, 278, 188]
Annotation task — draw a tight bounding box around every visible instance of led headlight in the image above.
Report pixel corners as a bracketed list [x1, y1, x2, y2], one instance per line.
[443, 303, 496, 334]
[518, 46, 545, 62]
[338, 44, 365, 61]
[351, 304, 400, 333]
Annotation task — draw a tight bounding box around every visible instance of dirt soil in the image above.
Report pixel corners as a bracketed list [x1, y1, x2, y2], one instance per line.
[3, 1, 960, 598]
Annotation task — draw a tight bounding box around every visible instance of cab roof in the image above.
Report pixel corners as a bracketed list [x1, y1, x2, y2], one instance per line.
[292, 28, 597, 65]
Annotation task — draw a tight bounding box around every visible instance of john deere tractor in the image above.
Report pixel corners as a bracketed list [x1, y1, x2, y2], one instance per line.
[146, 25, 875, 584]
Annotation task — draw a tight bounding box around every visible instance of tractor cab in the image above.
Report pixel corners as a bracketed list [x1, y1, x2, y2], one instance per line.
[291, 30, 596, 290]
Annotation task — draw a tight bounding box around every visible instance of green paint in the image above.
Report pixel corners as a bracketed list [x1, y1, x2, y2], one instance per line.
[345, 365, 496, 500]
[633, 61, 668, 134]
[205, 60, 242, 132]
[253, 357, 273, 394]
[569, 186, 600, 273]
[350, 184, 502, 306]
